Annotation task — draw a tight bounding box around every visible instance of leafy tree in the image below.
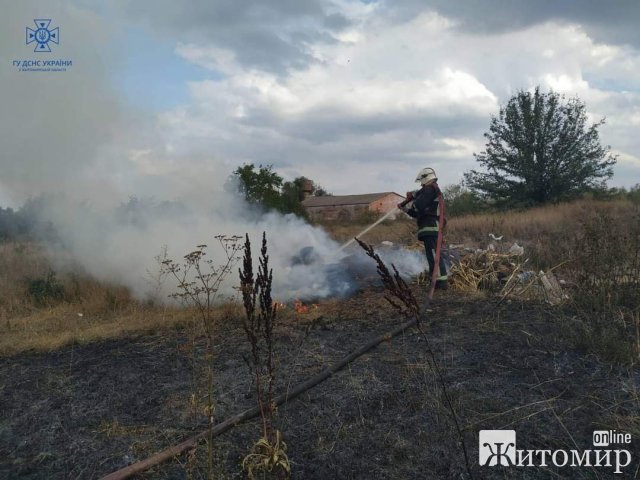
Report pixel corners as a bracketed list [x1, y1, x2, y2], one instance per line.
[232, 164, 284, 211]
[465, 87, 616, 206]
[280, 177, 310, 217]
[231, 164, 318, 216]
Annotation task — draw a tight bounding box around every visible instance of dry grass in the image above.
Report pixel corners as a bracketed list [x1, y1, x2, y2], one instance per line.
[0, 239, 306, 356]
[2, 198, 638, 357]
[318, 199, 640, 363]
[0, 242, 50, 318]
[449, 251, 523, 293]
[0, 301, 198, 356]
[446, 198, 638, 267]
[0, 242, 242, 355]
[319, 198, 639, 269]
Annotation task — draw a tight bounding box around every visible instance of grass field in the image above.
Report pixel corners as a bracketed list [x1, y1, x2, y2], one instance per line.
[325, 198, 640, 269]
[1, 198, 638, 355]
[0, 198, 639, 478]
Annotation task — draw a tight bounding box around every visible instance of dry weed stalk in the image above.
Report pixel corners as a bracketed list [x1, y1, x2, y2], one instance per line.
[356, 238, 474, 479]
[239, 233, 290, 479]
[162, 234, 242, 477]
[355, 239, 420, 318]
[144, 244, 170, 306]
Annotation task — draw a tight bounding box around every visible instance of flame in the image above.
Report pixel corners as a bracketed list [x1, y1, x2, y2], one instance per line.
[293, 300, 309, 314]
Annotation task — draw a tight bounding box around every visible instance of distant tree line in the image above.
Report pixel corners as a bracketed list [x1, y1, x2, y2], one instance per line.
[443, 181, 640, 217]
[0, 197, 55, 242]
[0, 207, 28, 240]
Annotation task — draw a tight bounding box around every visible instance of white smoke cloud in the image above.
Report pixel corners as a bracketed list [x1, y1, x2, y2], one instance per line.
[37, 176, 425, 303]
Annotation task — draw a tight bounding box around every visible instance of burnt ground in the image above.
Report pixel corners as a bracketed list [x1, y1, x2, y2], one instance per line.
[1, 288, 639, 479]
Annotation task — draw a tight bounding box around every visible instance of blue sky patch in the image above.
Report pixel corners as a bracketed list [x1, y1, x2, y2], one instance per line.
[115, 27, 219, 111]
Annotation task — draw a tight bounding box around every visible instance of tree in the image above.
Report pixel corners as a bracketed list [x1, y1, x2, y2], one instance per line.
[232, 164, 284, 211]
[442, 182, 485, 217]
[280, 177, 309, 217]
[465, 87, 616, 206]
[231, 164, 315, 216]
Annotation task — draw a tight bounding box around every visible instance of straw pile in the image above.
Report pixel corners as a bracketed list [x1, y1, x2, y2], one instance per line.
[448, 249, 568, 304]
[449, 251, 523, 293]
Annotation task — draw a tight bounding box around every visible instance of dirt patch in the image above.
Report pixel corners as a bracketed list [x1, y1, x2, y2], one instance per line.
[1, 288, 638, 479]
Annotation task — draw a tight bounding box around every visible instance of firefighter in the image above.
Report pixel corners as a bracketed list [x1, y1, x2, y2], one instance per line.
[398, 167, 448, 290]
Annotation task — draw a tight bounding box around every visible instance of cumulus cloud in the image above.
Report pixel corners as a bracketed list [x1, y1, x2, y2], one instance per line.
[116, 0, 353, 75]
[384, 0, 640, 50]
[4, 0, 639, 200]
[158, 9, 640, 191]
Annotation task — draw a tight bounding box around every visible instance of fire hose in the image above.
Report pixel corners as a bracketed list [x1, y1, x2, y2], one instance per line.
[100, 317, 420, 480]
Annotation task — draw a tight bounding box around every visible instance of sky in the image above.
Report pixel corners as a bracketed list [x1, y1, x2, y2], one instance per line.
[1, 0, 640, 207]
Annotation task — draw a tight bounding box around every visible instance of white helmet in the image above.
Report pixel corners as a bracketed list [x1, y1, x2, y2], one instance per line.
[415, 167, 437, 185]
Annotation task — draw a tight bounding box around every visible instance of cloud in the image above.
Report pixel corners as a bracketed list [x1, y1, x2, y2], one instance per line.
[157, 9, 640, 191]
[384, 0, 640, 49]
[116, 0, 353, 75]
[4, 1, 638, 200]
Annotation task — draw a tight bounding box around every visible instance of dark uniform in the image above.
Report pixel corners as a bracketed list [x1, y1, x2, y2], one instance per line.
[405, 182, 448, 289]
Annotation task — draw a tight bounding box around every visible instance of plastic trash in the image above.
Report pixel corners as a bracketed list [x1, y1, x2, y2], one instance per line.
[509, 242, 524, 256]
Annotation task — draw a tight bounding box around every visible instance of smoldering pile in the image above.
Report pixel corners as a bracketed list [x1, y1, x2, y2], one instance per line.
[285, 241, 427, 300]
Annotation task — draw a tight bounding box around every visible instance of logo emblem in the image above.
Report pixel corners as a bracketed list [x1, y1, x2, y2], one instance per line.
[26, 19, 59, 52]
[479, 430, 516, 466]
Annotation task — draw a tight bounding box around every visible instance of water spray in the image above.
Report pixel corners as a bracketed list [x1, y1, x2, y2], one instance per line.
[338, 192, 413, 252]
[338, 207, 401, 251]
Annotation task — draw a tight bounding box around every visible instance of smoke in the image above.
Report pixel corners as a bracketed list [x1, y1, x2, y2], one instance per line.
[1, 2, 427, 303]
[36, 185, 426, 303]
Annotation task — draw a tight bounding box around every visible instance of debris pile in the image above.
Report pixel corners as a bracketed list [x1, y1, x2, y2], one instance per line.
[449, 250, 520, 293]
[447, 239, 568, 305]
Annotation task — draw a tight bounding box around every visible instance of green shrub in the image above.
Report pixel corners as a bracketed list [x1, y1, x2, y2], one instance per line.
[27, 270, 65, 306]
